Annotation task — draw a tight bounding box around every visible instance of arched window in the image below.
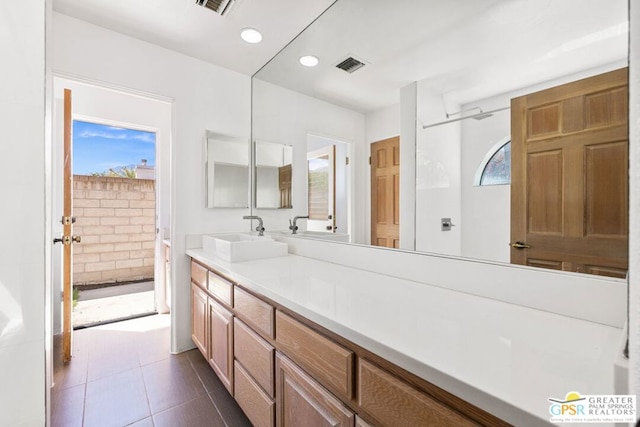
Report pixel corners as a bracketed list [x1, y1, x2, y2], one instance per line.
[473, 137, 511, 186]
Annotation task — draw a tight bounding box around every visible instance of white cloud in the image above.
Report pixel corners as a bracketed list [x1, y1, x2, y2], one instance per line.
[78, 130, 127, 140]
[131, 133, 156, 143]
[78, 129, 155, 144]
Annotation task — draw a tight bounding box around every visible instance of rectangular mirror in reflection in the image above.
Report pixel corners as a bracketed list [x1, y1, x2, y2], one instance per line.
[254, 140, 293, 209]
[205, 131, 250, 208]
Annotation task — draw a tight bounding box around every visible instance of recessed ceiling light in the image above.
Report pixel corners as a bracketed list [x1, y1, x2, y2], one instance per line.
[299, 55, 319, 67]
[241, 28, 262, 44]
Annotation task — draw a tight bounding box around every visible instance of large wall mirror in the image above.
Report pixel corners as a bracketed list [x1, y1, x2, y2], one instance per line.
[205, 131, 250, 208]
[252, 0, 629, 278]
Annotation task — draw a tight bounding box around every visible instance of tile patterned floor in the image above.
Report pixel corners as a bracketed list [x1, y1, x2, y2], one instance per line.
[52, 314, 252, 427]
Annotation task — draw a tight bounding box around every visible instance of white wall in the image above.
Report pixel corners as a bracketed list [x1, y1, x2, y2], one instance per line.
[0, 1, 46, 426]
[365, 103, 400, 143]
[53, 12, 252, 353]
[415, 85, 462, 256]
[460, 103, 511, 263]
[252, 79, 366, 242]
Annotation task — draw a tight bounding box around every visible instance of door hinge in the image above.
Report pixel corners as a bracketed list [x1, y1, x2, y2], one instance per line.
[345, 157, 350, 165]
[368, 156, 371, 165]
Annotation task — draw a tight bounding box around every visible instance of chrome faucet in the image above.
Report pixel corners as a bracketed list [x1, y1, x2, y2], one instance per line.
[242, 215, 265, 236]
[289, 215, 309, 234]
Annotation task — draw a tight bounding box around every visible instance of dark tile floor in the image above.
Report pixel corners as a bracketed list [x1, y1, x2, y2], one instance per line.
[52, 314, 252, 427]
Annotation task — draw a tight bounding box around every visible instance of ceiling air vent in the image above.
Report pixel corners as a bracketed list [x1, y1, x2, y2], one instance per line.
[336, 56, 366, 73]
[195, 0, 236, 16]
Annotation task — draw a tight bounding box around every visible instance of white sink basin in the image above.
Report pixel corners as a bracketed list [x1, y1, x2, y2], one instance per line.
[202, 233, 288, 262]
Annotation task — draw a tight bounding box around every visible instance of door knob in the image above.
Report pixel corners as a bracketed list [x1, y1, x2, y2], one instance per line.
[53, 235, 82, 245]
[510, 241, 531, 249]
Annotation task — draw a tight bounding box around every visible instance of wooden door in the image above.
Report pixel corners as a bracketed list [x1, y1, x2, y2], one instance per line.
[59, 89, 77, 362]
[371, 136, 400, 248]
[278, 164, 292, 208]
[276, 353, 354, 427]
[511, 68, 628, 277]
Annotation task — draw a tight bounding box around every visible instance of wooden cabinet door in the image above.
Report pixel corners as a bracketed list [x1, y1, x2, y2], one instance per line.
[276, 353, 354, 427]
[235, 361, 275, 427]
[191, 283, 208, 357]
[511, 68, 628, 277]
[208, 297, 234, 394]
[358, 359, 475, 427]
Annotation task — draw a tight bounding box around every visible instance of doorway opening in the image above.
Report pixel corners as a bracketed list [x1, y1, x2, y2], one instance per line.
[72, 120, 158, 328]
[306, 134, 351, 240]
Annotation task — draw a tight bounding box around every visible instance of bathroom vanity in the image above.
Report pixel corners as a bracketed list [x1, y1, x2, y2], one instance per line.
[187, 237, 623, 426]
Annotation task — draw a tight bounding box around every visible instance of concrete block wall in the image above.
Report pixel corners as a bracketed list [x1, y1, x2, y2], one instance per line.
[72, 175, 155, 285]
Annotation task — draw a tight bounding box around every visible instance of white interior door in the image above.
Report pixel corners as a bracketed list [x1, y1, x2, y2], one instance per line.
[307, 145, 336, 232]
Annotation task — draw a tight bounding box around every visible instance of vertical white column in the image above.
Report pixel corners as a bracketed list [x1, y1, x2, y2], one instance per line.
[0, 0, 47, 425]
[400, 83, 417, 251]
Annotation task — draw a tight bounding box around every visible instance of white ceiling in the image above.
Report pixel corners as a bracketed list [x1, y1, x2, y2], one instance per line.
[53, 0, 629, 113]
[256, 0, 629, 112]
[52, 0, 337, 76]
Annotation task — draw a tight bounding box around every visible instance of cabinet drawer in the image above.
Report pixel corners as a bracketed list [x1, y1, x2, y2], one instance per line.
[234, 287, 274, 338]
[234, 318, 274, 397]
[358, 359, 475, 427]
[276, 353, 354, 427]
[191, 261, 207, 288]
[208, 271, 233, 307]
[275, 311, 353, 398]
[235, 361, 275, 427]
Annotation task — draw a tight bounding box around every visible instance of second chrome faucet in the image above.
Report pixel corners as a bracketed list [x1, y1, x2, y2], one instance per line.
[289, 215, 309, 234]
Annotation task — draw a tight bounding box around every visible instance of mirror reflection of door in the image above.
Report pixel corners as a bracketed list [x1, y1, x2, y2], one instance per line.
[371, 136, 400, 248]
[511, 68, 628, 278]
[279, 163, 292, 208]
[307, 145, 335, 232]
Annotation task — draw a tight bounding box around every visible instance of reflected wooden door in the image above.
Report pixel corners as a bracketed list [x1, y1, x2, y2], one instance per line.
[510, 68, 628, 277]
[371, 137, 400, 248]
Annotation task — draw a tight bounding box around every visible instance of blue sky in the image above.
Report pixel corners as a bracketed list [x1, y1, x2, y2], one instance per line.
[73, 120, 156, 175]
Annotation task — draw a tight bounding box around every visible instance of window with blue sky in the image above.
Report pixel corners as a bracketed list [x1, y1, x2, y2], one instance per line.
[475, 140, 511, 186]
[73, 120, 156, 176]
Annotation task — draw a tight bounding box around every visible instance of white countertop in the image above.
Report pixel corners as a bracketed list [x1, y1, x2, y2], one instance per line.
[186, 249, 623, 426]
